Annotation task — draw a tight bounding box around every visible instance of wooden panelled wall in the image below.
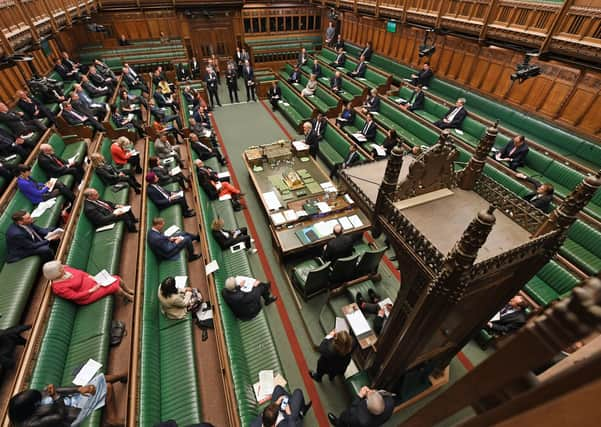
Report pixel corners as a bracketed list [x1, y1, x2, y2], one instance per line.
[0, 39, 64, 106]
[341, 13, 601, 141]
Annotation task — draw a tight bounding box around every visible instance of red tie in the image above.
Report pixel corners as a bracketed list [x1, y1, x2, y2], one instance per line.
[53, 155, 64, 167]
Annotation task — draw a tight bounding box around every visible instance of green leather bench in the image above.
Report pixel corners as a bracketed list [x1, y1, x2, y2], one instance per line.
[191, 148, 288, 425]
[139, 199, 202, 426]
[319, 125, 367, 171]
[0, 134, 87, 329]
[280, 64, 340, 115]
[301, 61, 365, 103]
[559, 220, 601, 276]
[278, 81, 315, 131]
[523, 260, 581, 306]
[29, 171, 128, 427]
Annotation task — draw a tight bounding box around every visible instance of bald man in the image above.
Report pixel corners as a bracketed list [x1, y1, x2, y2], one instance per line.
[83, 188, 138, 233]
[37, 143, 84, 182]
[322, 224, 354, 263]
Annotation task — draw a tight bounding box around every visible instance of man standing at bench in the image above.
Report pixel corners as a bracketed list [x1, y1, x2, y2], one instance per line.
[434, 98, 467, 130]
[303, 122, 319, 159]
[222, 275, 277, 321]
[6, 210, 61, 264]
[148, 217, 201, 262]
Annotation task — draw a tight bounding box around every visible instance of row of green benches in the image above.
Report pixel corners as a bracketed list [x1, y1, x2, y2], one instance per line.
[0, 133, 87, 330]
[29, 137, 126, 427]
[138, 141, 202, 426]
[340, 42, 601, 172]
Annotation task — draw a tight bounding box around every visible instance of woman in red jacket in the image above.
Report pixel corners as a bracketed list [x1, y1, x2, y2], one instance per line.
[43, 260, 134, 305]
[110, 136, 142, 174]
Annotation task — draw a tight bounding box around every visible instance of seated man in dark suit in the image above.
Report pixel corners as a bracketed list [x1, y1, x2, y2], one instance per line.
[83, 188, 138, 233]
[88, 65, 116, 92]
[311, 113, 328, 141]
[250, 386, 312, 427]
[288, 66, 302, 85]
[330, 70, 343, 94]
[211, 217, 255, 253]
[149, 99, 184, 130]
[6, 210, 61, 264]
[400, 84, 425, 112]
[323, 224, 354, 262]
[146, 172, 196, 217]
[16, 90, 57, 126]
[0, 128, 33, 158]
[37, 143, 84, 183]
[311, 59, 322, 78]
[189, 133, 226, 165]
[267, 81, 282, 111]
[80, 75, 111, 98]
[53, 57, 79, 81]
[360, 113, 377, 143]
[0, 102, 46, 136]
[329, 386, 395, 426]
[411, 62, 434, 87]
[361, 89, 380, 114]
[359, 42, 373, 62]
[495, 135, 529, 170]
[347, 56, 367, 78]
[515, 172, 555, 213]
[434, 98, 467, 129]
[61, 102, 106, 134]
[71, 89, 106, 121]
[331, 144, 360, 179]
[222, 275, 277, 321]
[153, 87, 179, 114]
[0, 160, 15, 181]
[330, 47, 346, 68]
[147, 217, 201, 262]
[121, 66, 149, 94]
[485, 294, 529, 336]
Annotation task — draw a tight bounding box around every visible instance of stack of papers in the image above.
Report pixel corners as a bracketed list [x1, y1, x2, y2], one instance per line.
[93, 269, 117, 287]
[349, 215, 364, 227]
[270, 212, 286, 226]
[46, 178, 58, 191]
[335, 317, 349, 333]
[44, 228, 64, 240]
[352, 133, 367, 142]
[346, 309, 371, 336]
[344, 194, 354, 204]
[205, 260, 219, 275]
[217, 171, 230, 179]
[73, 359, 102, 386]
[170, 166, 182, 176]
[320, 181, 335, 191]
[371, 144, 387, 157]
[96, 223, 116, 232]
[316, 202, 331, 213]
[174, 276, 188, 290]
[164, 225, 180, 237]
[292, 140, 310, 151]
[283, 209, 298, 222]
[338, 217, 353, 230]
[263, 191, 282, 211]
[31, 198, 56, 218]
[253, 371, 287, 404]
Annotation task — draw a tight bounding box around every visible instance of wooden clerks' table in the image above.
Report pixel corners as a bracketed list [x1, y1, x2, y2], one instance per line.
[243, 141, 371, 257]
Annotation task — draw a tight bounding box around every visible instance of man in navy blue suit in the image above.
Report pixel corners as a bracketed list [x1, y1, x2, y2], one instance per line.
[146, 172, 195, 217]
[147, 217, 201, 262]
[6, 210, 61, 263]
[347, 55, 367, 78]
[496, 135, 529, 170]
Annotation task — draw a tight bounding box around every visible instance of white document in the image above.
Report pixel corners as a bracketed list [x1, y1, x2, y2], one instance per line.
[259, 370, 274, 396]
[263, 191, 282, 211]
[292, 140, 309, 151]
[174, 276, 188, 290]
[230, 242, 246, 253]
[491, 311, 501, 322]
[203, 129, 212, 138]
[378, 297, 394, 308]
[344, 194, 354, 204]
[129, 149, 139, 156]
[320, 181, 335, 190]
[313, 221, 331, 238]
[352, 133, 367, 142]
[349, 214, 364, 228]
[335, 317, 349, 333]
[295, 210, 308, 218]
[113, 205, 131, 216]
[46, 178, 57, 192]
[96, 223, 116, 232]
[72, 359, 102, 386]
[169, 166, 182, 176]
[44, 228, 64, 240]
[455, 129, 464, 135]
[283, 209, 297, 222]
[316, 202, 331, 214]
[217, 171, 230, 179]
[338, 216, 353, 230]
[205, 260, 219, 275]
[173, 190, 184, 199]
[68, 154, 79, 165]
[346, 309, 371, 336]
[219, 194, 232, 201]
[31, 198, 56, 218]
[93, 269, 117, 287]
[127, 113, 135, 121]
[3, 154, 17, 161]
[164, 225, 180, 237]
[271, 212, 286, 226]
[371, 144, 387, 157]
[325, 219, 340, 234]
[237, 276, 256, 292]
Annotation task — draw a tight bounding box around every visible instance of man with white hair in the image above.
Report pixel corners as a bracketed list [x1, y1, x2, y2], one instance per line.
[222, 276, 277, 321]
[434, 98, 467, 129]
[83, 188, 138, 233]
[37, 143, 84, 182]
[303, 121, 319, 159]
[328, 386, 395, 426]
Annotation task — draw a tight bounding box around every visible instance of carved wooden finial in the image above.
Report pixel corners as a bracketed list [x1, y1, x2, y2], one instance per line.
[533, 171, 601, 237]
[457, 120, 499, 190]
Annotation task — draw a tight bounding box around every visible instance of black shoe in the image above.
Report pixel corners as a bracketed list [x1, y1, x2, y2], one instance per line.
[133, 218, 139, 223]
[328, 413, 338, 426]
[355, 292, 366, 308]
[368, 289, 381, 303]
[264, 296, 277, 306]
[135, 168, 143, 174]
[309, 371, 322, 383]
[188, 253, 201, 262]
[193, 233, 200, 242]
[183, 210, 196, 218]
[300, 401, 312, 418]
[127, 226, 138, 233]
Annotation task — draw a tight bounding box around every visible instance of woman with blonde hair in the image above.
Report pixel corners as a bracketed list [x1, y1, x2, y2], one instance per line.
[310, 329, 355, 382]
[301, 73, 318, 97]
[110, 136, 142, 174]
[90, 152, 141, 194]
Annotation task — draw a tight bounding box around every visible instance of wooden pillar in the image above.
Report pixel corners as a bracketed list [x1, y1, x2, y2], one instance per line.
[458, 122, 499, 191]
[372, 206, 497, 388]
[374, 143, 404, 215]
[400, 276, 601, 427]
[540, 0, 576, 54]
[533, 171, 601, 237]
[479, 0, 500, 42]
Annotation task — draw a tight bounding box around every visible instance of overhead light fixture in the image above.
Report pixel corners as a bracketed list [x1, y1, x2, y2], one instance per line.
[419, 28, 436, 58]
[510, 53, 541, 83]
